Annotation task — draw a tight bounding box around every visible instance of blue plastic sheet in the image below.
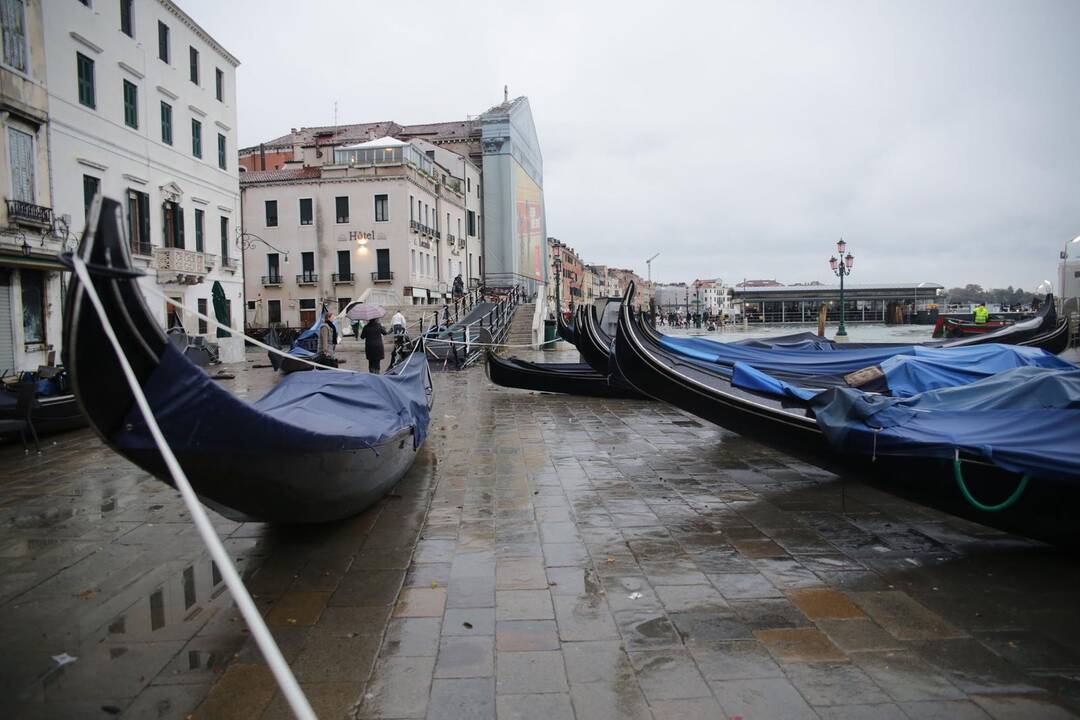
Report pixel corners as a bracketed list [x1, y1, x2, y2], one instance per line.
[114, 345, 430, 455]
[810, 367, 1080, 479]
[880, 345, 1072, 397]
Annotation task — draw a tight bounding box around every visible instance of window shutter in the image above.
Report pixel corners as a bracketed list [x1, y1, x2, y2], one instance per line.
[7, 128, 34, 203]
[177, 207, 185, 249]
[138, 192, 150, 246]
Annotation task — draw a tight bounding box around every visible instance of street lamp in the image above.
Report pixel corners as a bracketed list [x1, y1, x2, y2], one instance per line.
[829, 238, 855, 339]
[552, 249, 563, 316]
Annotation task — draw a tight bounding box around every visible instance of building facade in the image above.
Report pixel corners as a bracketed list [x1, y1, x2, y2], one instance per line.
[240, 136, 482, 327]
[1, 0, 57, 373]
[43, 0, 243, 359]
[693, 278, 732, 316]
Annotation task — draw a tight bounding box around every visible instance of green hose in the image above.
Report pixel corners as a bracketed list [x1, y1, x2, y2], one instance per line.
[953, 456, 1029, 512]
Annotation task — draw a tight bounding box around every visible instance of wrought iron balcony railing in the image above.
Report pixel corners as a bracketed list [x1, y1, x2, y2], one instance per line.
[296, 273, 318, 284]
[6, 199, 52, 227]
[262, 274, 283, 285]
[371, 271, 394, 283]
[332, 272, 353, 283]
[131, 240, 153, 256]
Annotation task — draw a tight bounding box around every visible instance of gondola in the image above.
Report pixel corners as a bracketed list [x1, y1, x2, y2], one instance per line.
[613, 282, 1080, 545]
[555, 309, 576, 344]
[267, 309, 342, 374]
[62, 197, 433, 523]
[485, 351, 643, 399]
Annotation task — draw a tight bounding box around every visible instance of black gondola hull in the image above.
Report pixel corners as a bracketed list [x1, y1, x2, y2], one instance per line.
[486, 351, 644, 399]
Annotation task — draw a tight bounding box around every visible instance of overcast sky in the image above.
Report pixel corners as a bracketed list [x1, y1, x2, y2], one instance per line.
[187, 0, 1079, 291]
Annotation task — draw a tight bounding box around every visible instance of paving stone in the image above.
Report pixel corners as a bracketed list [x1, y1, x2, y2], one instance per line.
[815, 704, 909, 720]
[496, 650, 569, 694]
[561, 640, 634, 684]
[614, 609, 683, 650]
[788, 586, 867, 620]
[899, 699, 994, 719]
[850, 590, 965, 641]
[687, 639, 784, 680]
[191, 663, 277, 719]
[496, 692, 574, 720]
[569, 681, 652, 720]
[259, 681, 363, 720]
[496, 620, 560, 651]
[784, 661, 892, 706]
[853, 650, 966, 702]
[443, 608, 495, 636]
[709, 572, 782, 600]
[729, 597, 812, 629]
[292, 630, 380, 682]
[669, 611, 754, 643]
[968, 693, 1079, 719]
[916, 638, 1045, 695]
[496, 558, 549, 590]
[816, 618, 907, 652]
[496, 589, 554, 621]
[265, 590, 331, 626]
[435, 635, 495, 678]
[356, 654, 436, 718]
[381, 617, 443, 657]
[648, 697, 728, 720]
[393, 587, 447, 618]
[709, 677, 819, 719]
[627, 649, 712, 700]
[755, 627, 848, 662]
[552, 594, 620, 642]
[427, 677, 495, 720]
[330, 568, 405, 606]
[654, 584, 729, 613]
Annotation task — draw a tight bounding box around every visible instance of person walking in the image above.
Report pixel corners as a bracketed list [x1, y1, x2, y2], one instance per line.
[391, 310, 407, 335]
[360, 316, 389, 373]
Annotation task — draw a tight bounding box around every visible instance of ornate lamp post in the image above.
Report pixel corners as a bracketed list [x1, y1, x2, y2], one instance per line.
[829, 238, 855, 340]
[552, 251, 563, 317]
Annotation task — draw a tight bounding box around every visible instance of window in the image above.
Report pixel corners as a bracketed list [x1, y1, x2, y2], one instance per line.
[189, 208, 203, 252]
[266, 253, 279, 280]
[409, 195, 414, 221]
[7, 126, 33, 203]
[2, 0, 28, 71]
[267, 299, 281, 325]
[457, 218, 461, 240]
[82, 175, 99, 219]
[337, 250, 350, 277]
[76, 52, 95, 108]
[160, 101, 172, 144]
[215, 68, 224, 101]
[127, 189, 150, 254]
[411, 249, 415, 274]
[337, 297, 350, 312]
[20, 269, 45, 344]
[300, 251, 314, 281]
[376, 248, 390, 280]
[220, 216, 229, 260]
[197, 298, 207, 335]
[264, 200, 277, 227]
[467, 177, 470, 193]
[162, 200, 183, 248]
[374, 194, 388, 222]
[335, 196, 349, 223]
[217, 133, 226, 170]
[158, 21, 169, 63]
[122, 79, 138, 128]
[299, 198, 312, 226]
[189, 46, 199, 84]
[119, 0, 133, 37]
[191, 119, 202, 157]
[467, 210, 476, 236]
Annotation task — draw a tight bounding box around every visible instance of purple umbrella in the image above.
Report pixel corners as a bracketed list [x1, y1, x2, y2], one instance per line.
[347, 304, 386, 321]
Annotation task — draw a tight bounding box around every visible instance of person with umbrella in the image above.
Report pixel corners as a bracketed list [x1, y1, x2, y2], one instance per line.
[350, 304, 389, 374]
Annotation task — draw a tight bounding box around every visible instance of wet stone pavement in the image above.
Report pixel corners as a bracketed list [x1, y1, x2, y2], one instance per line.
[2, 344, 1080, 718]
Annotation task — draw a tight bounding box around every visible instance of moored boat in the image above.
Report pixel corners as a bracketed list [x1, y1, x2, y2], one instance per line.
[63, 197, 433, 523]
[485, 351, 643, 399]
[613, 282, 1080, 545]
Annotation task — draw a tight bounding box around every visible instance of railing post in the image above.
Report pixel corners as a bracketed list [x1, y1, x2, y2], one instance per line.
[465, 323, 472, 356]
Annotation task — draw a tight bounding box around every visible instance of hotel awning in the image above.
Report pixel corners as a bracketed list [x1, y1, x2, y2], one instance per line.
[0, 252, 69, 272]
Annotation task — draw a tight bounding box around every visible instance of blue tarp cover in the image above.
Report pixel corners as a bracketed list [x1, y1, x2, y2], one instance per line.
[809, 367, 1080, 479]
[114, 345, 430, 454]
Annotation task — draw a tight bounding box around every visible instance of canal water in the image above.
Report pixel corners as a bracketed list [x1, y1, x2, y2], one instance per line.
[662, 322, 937, 344]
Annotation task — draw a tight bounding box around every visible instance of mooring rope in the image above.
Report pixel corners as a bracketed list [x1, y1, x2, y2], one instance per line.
[71, 256, 318, 720]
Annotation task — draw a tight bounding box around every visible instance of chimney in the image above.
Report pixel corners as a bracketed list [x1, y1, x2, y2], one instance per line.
[504, 85, 509, 103]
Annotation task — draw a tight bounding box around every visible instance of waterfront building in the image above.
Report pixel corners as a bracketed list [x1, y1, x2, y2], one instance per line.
[545, 238, 583, 313]
[653, 283, 688, 313]
[239, 135, 480, 327]
[238, 94, 546, 326]
[733, 281, 943, 323]
[0, 0, 56, 372]
[41, 0, 243, 359]
[693, 278, 732, 316]
[608, 267, 651, 309]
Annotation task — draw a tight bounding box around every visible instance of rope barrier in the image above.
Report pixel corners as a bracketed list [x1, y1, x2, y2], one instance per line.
[952, 449, 1029, 512]
[71, 257, 317, 720]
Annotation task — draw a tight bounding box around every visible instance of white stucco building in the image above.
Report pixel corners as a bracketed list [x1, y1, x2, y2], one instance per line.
[1, 0, 58, 374]
[42, 0, 243, 360]
[240, 135, 482, 328]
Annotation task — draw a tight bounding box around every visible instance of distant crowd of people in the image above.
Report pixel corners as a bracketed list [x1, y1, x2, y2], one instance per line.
[654, 311, 730, 331]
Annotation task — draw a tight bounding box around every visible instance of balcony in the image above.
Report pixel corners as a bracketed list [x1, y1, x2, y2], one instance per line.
[154, 247, 207, 285]
[371, 271, 394, 283]
[202, 253, 217, 269]
[332, 272, 353, 284]
[221, 257, 238, 271]
[131, 240, 153, 257]
[410, 220, 420, 233]
[448, 234, 456, 244]
[296, 273, 318, 285]
[6, 199, 52, 228]
[434, 231, 441, 240]
[262, 274, 283, 286]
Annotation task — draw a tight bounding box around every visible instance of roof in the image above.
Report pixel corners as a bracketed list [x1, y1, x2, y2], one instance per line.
[239, 167, 321, 185]
[733, 282, 944, 295]
[340, 136, 409, 150]
[246, 118, 482, 154]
